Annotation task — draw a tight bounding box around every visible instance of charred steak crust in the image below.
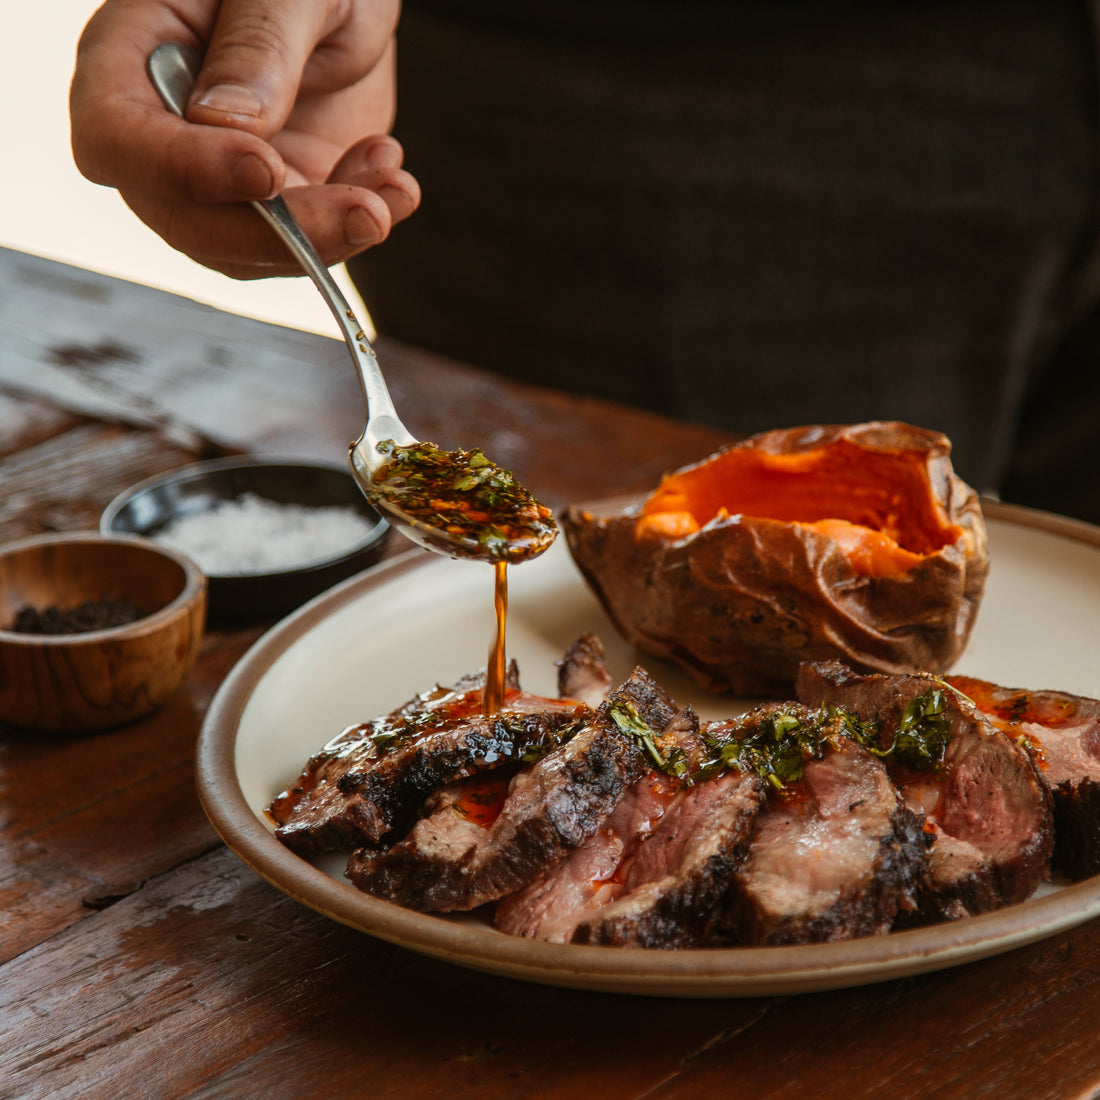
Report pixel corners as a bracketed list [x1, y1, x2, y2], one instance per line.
[947, 675, 1100, 882]
[346, 667, 675, 912]
[796, 660, 1054, 922]
[1051, 779, 1100, 883]
[269, 666, 587, 856]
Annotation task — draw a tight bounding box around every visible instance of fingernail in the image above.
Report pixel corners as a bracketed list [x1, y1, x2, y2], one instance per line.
[378, 184, 415, 210]
[230, 153, 276, 199]
[363, 139, 402, 171]
[344, 206, 383, 246]
[194, 83, 263, 120]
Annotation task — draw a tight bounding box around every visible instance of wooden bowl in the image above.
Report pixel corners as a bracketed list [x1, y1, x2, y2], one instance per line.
[0, 532, 207, 733]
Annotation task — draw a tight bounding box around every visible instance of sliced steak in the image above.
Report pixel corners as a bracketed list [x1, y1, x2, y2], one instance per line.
[494, 764, 689, 943]
[715, 706, 925, 945]
[947, 675, 1100, 881]
[493, 705, 756, 946]
[346, 667, 675, 911]
[797, 660, 1054, 922]
[569, 766, 764, 948]
[556, 632, 613, 705]
[494, 706, 700, 942]
[268, 664, 587, 856]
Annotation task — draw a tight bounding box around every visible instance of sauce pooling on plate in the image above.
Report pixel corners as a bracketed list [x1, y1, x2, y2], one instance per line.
[368, 440, 557, 564]
[368, 440, 557, 717]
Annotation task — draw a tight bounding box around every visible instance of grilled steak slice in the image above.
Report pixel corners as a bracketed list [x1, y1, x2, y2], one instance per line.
[268, 664, 587, 856]
[717, 707, 925, 945]
[797, 660, 1054, 922]
[493, 762, 689, 943]
[492, 705, 731, 945]
[346, 667, 674, 911]
[948, 675, 1100, 881]
[495, 704, 761, 946]
[556, 632, 613, 705]
[568, 767, 764, 949]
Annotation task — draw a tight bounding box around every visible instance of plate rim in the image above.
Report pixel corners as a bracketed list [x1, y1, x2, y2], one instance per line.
[196, 500, 1100, 997]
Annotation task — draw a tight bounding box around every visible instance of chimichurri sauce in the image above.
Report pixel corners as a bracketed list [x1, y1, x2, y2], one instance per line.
[368, 440, 557, 565]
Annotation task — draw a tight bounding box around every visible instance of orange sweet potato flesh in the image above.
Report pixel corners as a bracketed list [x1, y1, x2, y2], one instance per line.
[635, 436, 965, 577]
[562, 422, 989, 696]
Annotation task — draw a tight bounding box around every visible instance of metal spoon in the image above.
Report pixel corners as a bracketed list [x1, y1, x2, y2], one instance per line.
[147, 42, 556, 562]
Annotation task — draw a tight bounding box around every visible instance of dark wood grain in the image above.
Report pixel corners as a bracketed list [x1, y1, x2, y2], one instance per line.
[0, 424, 205, 543]
[1, 247, 1097, 1100]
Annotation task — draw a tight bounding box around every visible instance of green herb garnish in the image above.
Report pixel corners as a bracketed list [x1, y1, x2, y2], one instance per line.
[610, 701, 668, 770]
[610, 688, 953, 794]
[821, 688, 952, 772]
[698, 707, 848, 790]
[886, 689, 952, 771]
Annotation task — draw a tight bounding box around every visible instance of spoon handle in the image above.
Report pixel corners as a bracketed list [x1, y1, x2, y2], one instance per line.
[249, 196, 408, 443]
[146, 42, 412, 447]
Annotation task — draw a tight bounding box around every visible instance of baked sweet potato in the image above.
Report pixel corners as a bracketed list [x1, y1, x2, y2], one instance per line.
[561, 422, 989, 696]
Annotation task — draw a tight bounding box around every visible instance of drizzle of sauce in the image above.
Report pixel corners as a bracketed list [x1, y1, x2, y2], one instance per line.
[367, 440, 559, 719]
[949, 675, 1079, 730]
[946, 676, 1056, 769]
[484, 561, 509, 717]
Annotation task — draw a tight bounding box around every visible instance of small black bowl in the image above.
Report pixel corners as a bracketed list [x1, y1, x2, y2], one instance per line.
[101, 457, 390, 624]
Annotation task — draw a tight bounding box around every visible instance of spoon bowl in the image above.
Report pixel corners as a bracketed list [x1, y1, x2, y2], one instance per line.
[147, 42, 556, 564]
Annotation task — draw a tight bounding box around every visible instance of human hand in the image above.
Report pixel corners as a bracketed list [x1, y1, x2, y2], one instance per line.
[70, 0, 420, 278]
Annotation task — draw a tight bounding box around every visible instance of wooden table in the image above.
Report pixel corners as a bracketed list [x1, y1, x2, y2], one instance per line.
[2, 247, 1097, 1100]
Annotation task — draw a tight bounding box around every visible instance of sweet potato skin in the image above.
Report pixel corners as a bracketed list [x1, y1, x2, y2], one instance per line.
[562, 422, 989, 696]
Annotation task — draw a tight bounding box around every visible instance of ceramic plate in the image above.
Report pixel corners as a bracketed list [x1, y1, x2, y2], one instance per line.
[197, 502, 1100, 997]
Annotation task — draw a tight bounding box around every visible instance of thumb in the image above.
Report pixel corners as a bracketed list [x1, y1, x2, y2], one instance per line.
[186, 0, 331, 138]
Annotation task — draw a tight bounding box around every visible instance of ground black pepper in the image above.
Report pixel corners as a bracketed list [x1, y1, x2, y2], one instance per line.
[11, 599, 144, 635]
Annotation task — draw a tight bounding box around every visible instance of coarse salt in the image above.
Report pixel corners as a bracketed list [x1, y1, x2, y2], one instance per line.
[153, 493, 377, 575]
